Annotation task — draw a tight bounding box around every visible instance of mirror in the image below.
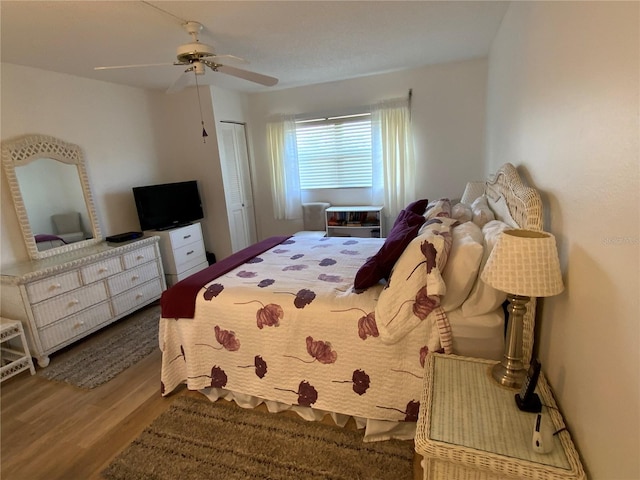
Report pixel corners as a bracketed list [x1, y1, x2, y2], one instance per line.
[2, 134, 102, 260]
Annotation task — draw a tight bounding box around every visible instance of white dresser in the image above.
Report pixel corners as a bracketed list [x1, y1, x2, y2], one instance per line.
[149, 222, 208, 287]
[0, 236, 165, 368]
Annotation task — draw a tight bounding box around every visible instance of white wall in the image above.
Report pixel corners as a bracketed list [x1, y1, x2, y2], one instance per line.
[486, 2, 639, 478]
[0, 63, 247, 265]
[247, 59, 488, 239]
[1, 60, 487, 263]
[147, 85, 235, 261]
[1, 63, 163, 267]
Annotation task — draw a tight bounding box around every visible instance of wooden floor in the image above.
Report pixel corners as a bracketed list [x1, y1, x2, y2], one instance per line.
[1, 346, 424, 480]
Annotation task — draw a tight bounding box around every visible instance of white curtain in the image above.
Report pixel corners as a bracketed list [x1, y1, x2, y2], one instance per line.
[267, 115, 302, 220]
[371, 97, 415, 226]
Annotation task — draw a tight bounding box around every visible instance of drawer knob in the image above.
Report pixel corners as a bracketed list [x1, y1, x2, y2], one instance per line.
[186, 250, 194, 255]
[135, 293, 144, 299]
[183, 234, 192, 239]
[74, 321, 85, 329]
[136, 255, 145, 260]
[98, 267, 108, 274]
[69, 299, 80, 306]
[132, 275, 140, 281]
[49, 283, 62, 291]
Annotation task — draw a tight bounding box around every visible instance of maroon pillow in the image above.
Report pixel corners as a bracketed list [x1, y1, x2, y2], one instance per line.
[392, 200, 429, 229]
[404, 199, 429, 216]
[354, 209, 425, 289]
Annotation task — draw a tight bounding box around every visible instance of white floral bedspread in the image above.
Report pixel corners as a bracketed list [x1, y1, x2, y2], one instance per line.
[160, 236, 444, 422]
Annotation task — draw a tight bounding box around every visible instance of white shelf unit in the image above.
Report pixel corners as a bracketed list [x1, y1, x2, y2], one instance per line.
[325, 206, 384, 238]
[1, 318, 36, 382]
[150, 222, 208, 287]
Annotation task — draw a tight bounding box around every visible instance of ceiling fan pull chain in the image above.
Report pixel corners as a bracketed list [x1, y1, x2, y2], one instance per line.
[194, 71, 208, 143]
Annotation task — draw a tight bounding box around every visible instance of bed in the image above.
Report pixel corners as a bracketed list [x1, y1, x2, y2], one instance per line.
[34, 233, 67, 251]
[159, 163, 543, 441]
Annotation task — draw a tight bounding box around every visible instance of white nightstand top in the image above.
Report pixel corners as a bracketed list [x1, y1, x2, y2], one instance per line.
[416, 354, 585, 480]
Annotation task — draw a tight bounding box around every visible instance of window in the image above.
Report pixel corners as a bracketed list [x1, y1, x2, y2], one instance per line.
[296, 113, 372, 189]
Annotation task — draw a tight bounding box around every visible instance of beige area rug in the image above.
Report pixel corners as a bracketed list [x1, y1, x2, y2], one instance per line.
[37, 304, 160, 389]
[101, 395, 415, 480]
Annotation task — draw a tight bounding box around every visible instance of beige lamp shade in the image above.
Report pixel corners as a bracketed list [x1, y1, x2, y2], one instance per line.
[481, 229, 564, 298]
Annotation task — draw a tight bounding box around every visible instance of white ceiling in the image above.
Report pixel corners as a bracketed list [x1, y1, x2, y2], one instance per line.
[0, 1, 509, 93]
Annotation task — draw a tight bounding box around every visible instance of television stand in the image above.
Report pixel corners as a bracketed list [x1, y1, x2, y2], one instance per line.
[149, 222, 208, 287]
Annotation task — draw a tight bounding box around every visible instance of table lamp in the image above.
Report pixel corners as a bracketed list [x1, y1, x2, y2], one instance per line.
[480, 229, 564, 388]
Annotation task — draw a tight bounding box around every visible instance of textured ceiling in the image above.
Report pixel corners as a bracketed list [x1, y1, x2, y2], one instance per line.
[0, 1, 509, 93]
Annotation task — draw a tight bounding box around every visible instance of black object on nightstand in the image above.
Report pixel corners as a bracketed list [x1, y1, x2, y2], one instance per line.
[515, 358, 542, 413]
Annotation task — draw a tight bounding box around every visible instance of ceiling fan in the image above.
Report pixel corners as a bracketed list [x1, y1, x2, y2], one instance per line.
[95, 20, 278, 92]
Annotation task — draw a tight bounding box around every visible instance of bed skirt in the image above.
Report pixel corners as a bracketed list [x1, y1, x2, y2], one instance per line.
[197, 387, 417, 442]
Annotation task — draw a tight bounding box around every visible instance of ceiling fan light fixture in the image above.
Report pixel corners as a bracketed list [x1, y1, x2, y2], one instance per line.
[193, 61, 205, 75]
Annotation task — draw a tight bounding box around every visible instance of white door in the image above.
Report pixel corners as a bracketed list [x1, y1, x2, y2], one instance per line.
[218, 122, 257, 252]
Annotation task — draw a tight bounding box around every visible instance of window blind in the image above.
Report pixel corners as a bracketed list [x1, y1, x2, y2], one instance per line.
[296, 113, 372, 189]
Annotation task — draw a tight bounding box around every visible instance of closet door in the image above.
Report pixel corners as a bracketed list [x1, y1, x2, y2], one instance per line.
[218, 122, 257, 252]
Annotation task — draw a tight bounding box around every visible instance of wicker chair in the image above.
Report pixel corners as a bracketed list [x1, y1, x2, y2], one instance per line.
[51, 212, 84, 243]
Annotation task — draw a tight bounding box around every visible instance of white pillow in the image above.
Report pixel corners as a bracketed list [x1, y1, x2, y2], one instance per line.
[440, 222, 484, 312]
[486, 194, 519, 228]
[461, 220, 511, 316]
[451, 202, 473, 223]
[471, 195, 496, 228]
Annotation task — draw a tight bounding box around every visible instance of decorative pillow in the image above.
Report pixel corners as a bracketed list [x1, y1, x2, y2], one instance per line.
[471, 195, 495, 228]
[486, 194, 518, 228]
[440, 222, 484, 312]
[451, 202, 473, 223]
[404, 198, 429, 216]
[424, 198, 452, 220]
[376, 217, 457, 344]
[460, 181, 486, 205]
[354, 209, 425, 289]
[461, 220, 511, 316]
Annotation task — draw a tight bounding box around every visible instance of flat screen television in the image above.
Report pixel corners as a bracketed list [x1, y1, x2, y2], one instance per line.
[133, 180, 204, 231]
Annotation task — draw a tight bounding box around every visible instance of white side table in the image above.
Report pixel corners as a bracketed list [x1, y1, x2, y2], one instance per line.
[415, 353, 585, 480]
[1, 318, 36, 382]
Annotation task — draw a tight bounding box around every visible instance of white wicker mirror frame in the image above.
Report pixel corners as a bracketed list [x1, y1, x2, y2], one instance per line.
[1, 134, 103, 260]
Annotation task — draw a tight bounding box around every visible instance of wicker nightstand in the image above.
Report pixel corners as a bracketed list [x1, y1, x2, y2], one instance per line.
[415, 354, 585, 480]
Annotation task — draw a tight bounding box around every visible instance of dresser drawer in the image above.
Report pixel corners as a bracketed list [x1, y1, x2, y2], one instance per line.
[32, 282, 109, 328]
[168, 223, 203, 249]
[173, 240, 207, 272]
[26, 270, 82, 304]
[107, 261, 160, 297]
[38, 302, 113, 351]
[123, 244, 157, 269]
[81, 257, 123, 284]
[111, 279, 162, 316]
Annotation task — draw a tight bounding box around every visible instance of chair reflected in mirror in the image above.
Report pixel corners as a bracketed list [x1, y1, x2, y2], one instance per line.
[51, 212, 85, 244]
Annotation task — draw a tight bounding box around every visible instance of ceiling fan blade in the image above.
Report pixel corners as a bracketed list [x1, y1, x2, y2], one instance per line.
[213, 64, 278, 87]
[166, 69, 194, 94]
[209, 54, 248, 65]
[94, 62, 174, 71]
